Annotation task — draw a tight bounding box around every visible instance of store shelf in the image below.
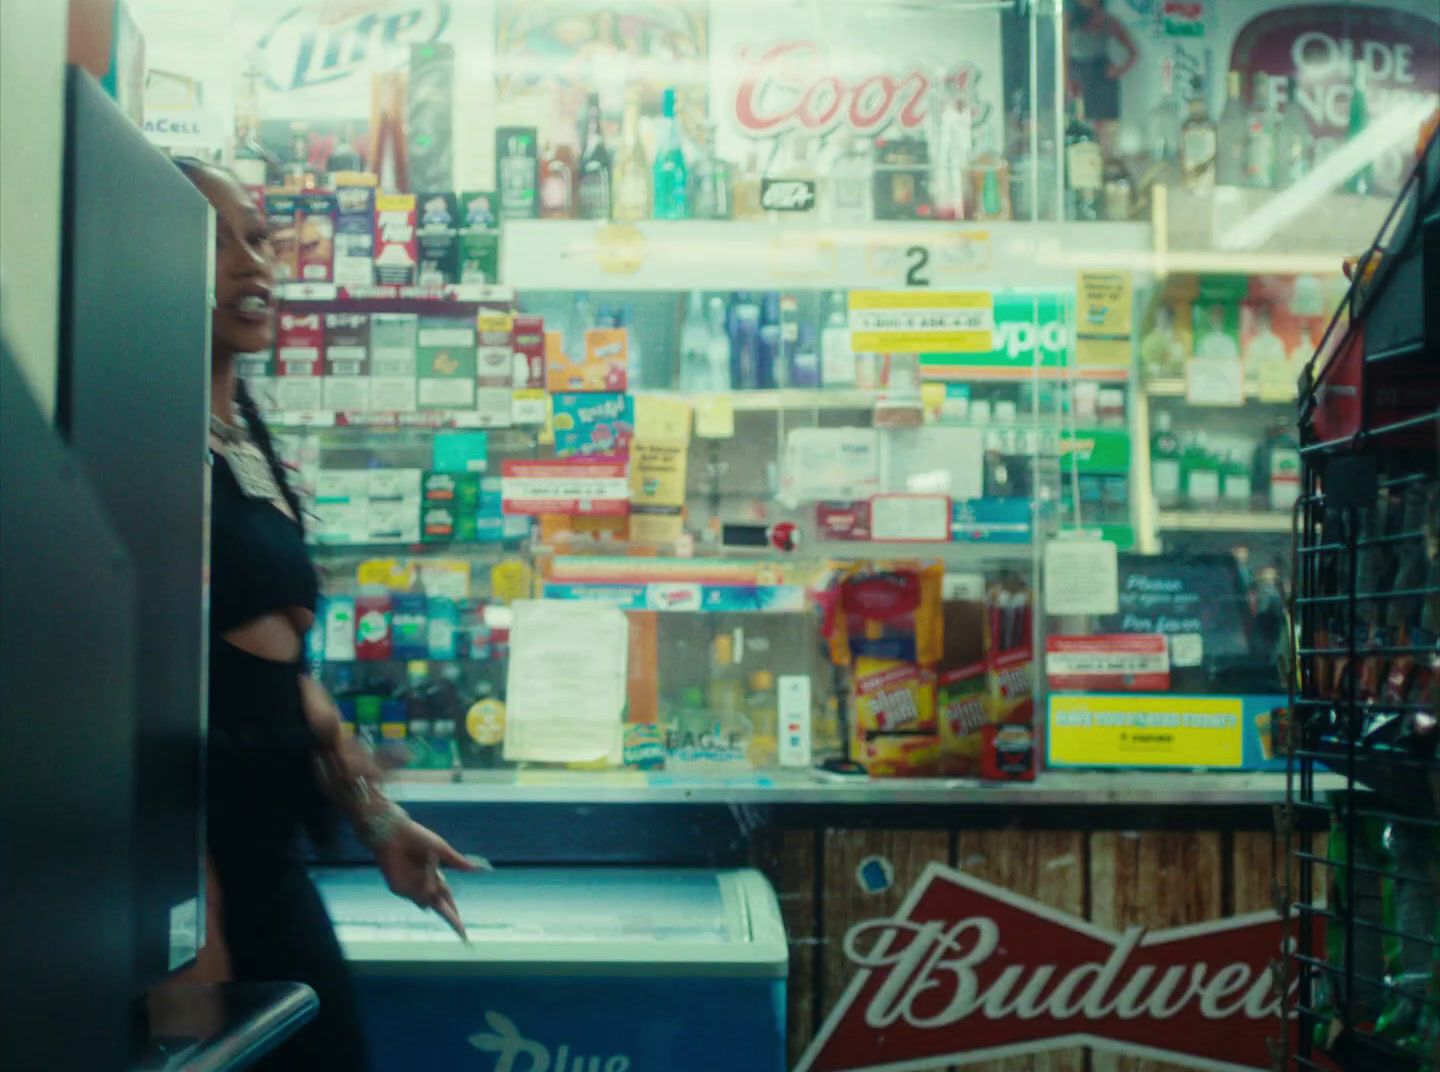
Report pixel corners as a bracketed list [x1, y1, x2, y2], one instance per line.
[264, 409, 536, 431]
[1157, 510, 1292, 533]
[812, 538, 1035, 563]
[1144, 379, 1296, 403]
[500, 218, 1154, 292]
[389, 769, 1346, 806]
[310, 540, 522, 558]
[276, 282, 512, 304]
[638, 388, 879, 411]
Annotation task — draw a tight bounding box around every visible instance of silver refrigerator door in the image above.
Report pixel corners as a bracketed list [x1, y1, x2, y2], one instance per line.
[314, 867, 788, 979]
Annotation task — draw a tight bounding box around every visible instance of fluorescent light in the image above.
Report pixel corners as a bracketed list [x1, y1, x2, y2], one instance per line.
[1217, 99, 1437, 253]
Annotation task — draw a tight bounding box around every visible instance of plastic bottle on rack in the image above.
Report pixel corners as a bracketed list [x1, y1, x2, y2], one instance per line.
[728, 292, 761, 390]
[567, 291, 596, 361]
[1150, 410, 1182, 509]
[652, 87, 689, 220]
[745, 670, 779, 770]
[821, 291, 854, 387]
[758, 292, 781, 390]
[707, 632, 746, 738]
[679, 291, 711, 392]
[791, 324, 820, 388]
[705, 296, 732, 391]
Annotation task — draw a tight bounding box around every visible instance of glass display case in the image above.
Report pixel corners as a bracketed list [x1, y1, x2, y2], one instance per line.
[116, 0, 1436, 794]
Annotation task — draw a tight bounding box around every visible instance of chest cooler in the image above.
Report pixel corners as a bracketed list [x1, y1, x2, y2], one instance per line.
[313, 867, 788, 1072]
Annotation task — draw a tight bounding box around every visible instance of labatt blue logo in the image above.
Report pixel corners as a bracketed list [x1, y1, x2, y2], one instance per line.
[257, 2, 450, 93]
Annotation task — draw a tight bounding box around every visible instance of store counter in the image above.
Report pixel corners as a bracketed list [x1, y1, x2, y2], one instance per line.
[132, 982, 317, 1072]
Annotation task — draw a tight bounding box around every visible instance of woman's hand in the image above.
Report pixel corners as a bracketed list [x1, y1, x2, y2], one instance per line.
[374, 817, 479, 940]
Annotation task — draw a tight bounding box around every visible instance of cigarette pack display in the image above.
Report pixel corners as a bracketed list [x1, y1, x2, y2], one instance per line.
[367, 468, 421, 504]
[423, 471, 480, 506]
[511, 315, 546, 389]
[422, 501, 477, 542]
[296, 193, 337, 282]
[374, 193, 417, 285]
[266, 192, 300, 280]
[274, 310, 324, 411]
[333, 181, 376, 288]
[417, 317, 477, 410]
[323, 312, 370, 411]
[355, 589, 393, 661]
[495, 127, 539, 220]
[418, 191, 459, 229]
[365, 500, 420, 543]
[475, 297, 516, 388]
[370, 313, 418, 412]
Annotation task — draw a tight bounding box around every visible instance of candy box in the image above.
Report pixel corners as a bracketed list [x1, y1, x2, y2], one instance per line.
[552, 392, 634, 457]
[374, 193, 417, 285]
[855, 733, 941, 778]
[852, 656, 936, 735]
[547, 328, 628, 392]
[937, 660, 988, 776]
[296, 193, 336, 282]
[265, 192, 300, 280]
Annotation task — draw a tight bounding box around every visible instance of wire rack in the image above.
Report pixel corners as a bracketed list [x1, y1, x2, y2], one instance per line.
[1279, 122, 1440, 1072]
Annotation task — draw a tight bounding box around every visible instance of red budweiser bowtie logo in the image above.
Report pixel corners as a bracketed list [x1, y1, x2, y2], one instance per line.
[799, 863, 1322, 1072]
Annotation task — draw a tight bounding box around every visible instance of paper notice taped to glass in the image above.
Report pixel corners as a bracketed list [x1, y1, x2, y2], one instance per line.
[1044, 537, 1119, 616]
[504, 600, 628, 764]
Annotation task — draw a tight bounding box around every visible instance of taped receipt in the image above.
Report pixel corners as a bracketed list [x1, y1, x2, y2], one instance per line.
[1044, 537, 1119, 616]
[504, 600, 628, 764]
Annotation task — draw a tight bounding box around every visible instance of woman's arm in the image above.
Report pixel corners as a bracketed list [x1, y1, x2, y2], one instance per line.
[300, 676, 477, 937]
[1106, 16, 1139, 80]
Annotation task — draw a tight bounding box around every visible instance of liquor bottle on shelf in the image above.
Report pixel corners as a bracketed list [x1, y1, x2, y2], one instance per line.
[1150, 409, 1182, 509]
[740, 152, 774, 221]
[567, 291, 595, 360]
[328, 124, 363, 178]
[652, 87, 688, 220]
[1007, 90, 1036, 220]
[233, 115, 277, 188]
[1275, 75, 1314, 187]
[1244, 73, 1278, 188]
[1065, 95, 1102, 222]
[705, 296, 733, 390]
[791, 324, 820, 388]
[613, 89, 651, 222]
[577, 92, 612, 220]
[283, 122, 314, 191]
[728, 291, 761, 390]
[1102, 130, 1135, 221]
[824, 130, 874, 223]
[1221, 451, 1253, 508]
[1345, 63, 1371, 195]
[689, 120, 733, 221]
[1216, 70, 1247, 186]
[1182, 432, 1221, 507]
[1253, 420, 1301, 511]
[679, 291, 712, 392]
[758, 292, 781, 389]
[539, 118, 577, 220]
[821, 291, 854, 387]
[931, 78, 972, 221]
[969, 119, 1010, 221]
[1147, 59, 1183, 183]
[1180, 76, 1218, 191]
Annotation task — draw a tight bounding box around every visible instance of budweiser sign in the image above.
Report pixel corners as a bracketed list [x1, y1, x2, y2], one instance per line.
[799, 863, 1322, 1072]
[733, 41, 989, 138]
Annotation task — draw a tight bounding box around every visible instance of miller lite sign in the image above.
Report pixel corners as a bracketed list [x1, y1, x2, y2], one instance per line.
[799, 862, 1320, 1072]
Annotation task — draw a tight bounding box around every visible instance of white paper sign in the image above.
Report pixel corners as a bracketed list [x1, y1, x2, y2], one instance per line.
[504, 601, 628, 764]
[1044, 538, 1119, 616]
[779, 427, 880, 505]
[870, 495, 951, 542]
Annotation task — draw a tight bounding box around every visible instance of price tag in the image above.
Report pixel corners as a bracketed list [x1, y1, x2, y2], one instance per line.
[694, 395, 735, 439]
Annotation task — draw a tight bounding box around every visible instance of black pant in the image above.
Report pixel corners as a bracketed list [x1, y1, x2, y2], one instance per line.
[211, 845, 371, 1072]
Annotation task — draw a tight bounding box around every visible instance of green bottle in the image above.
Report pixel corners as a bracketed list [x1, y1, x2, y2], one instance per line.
[1345, 63, 1371, 195]
[1150, 409, 1182, 509]
[1221, 451, 1253, 509]
[1183, 432, 1221, 507]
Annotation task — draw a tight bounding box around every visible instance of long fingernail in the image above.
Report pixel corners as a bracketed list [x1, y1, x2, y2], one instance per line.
[466, 854, 494, 872]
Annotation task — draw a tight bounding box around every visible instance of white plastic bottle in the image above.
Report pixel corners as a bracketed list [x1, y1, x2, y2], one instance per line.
[679, 291, 711, 392]
[820, 291, 855, 387]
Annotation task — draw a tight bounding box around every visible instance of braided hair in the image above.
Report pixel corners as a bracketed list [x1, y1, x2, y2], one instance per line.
[174, 155, 305, 535]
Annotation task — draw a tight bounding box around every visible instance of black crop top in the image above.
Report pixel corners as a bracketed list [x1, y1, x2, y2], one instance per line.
[209, 451, 318, 633]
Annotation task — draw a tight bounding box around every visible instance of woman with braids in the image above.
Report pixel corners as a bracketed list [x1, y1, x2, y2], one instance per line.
[174, 158, 476, 1069]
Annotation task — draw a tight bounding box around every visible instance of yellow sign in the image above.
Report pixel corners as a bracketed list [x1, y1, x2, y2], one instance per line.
[1048, 694, 1244, 768]
[848, 290, 993, 354]
[357, 558, 415, 590]
[694, 395, 735, 439]
[1075, 270, 1133, 370]
[489, 559, 533, 604]
[635, 394, 692, 444]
